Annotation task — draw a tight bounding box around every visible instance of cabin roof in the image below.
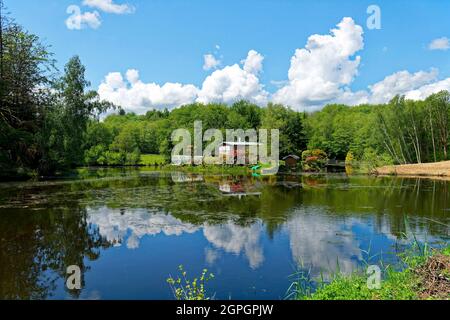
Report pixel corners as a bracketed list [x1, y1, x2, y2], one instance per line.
[282, 155, 300, 160]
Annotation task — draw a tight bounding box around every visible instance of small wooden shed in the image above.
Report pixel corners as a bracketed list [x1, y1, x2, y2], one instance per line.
[282, 155, 300, 168]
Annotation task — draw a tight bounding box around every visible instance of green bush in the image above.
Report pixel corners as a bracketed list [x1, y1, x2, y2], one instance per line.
[302, 149, 328, 172]
[84, 146, 141, 166]
[345, 151, 355, 166]
[125, 149, 141, 165]
[361, 147, 394, 171]
[84, 145, 107, 166]
[104, 151, 124, 166]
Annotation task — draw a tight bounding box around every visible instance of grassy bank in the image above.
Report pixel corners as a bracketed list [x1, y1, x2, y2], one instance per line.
[159, 164, 251, 175]
[375, 161, 450, 177]
[140, 154, 166, 166]
[138, 154, 284, 175]
[291, 245, 449, 300]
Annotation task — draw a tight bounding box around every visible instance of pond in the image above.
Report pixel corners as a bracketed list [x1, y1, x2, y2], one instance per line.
[0, 169, 449, 300]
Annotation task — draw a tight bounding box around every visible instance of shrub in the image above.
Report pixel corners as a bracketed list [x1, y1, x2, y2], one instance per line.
[302, 149, 328, 172]
[345, 151, 355, 166]
[361, 148, 394, 171]
[167, 265, 215, 300]
[84, 145, 107, 166]
[85, 146, 141, 166]
[125, 149, 141, 165]
[104, 151, 126, 166]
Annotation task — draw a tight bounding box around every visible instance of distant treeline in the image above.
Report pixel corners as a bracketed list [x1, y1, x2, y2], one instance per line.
[307, 93, 450, 166]
[86, 102, 308, 166]
[89, 90, 449, 170]
[1, 7, 449, 179]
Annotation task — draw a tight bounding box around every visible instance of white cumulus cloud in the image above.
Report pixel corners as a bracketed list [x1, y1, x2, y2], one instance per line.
[99, 50, 268, 113]
[428, 37, 450, 51]
[203, 54, 221, 71]
[66, 5, 101, 30]
[405, 78, 450, 100]
[242, 50, 264, 75]
[367, 69, 439, 103]
[197, 50, 268, 105]
[272, 17, 450, 109]
[273, 17, 364, 111]
[82, 0, 134, 14]
[98, 70, 199, 113]
[97, 17, 450, 113]
[337, 69, 450, 105]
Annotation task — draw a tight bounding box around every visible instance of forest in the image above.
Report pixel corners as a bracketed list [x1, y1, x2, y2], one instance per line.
[1, 6, 450, 180]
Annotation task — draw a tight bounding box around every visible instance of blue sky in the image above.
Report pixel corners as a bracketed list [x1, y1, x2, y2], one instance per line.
[6, 0, 450, 112]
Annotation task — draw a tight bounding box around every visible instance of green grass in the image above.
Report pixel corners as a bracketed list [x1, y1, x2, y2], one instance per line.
[162, 164, 250, 175]
[140, 154, 166, 166]
[443, 246, 450, 257]
[167, 162, 283, 175]
[300, 268, 420, 300]
[139, 155, 278, 175]
[291, 244, 449, 300]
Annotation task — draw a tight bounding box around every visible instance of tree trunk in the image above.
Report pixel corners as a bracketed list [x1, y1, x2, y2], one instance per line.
[429, 107, 437, 162]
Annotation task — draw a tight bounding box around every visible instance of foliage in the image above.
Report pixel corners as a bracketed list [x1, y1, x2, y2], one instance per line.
[289, 219, 449, 301]
[86, 101, 309, 165]
[2, 4, 450, 180]
[299, 269, 419, 300]
[39, 56, 111, 173]
[0, 6, 113, 178]
[360, 147, 394, 172]
[305, 95, 450, 166]
[345, 151, 355, 165]
[443, 246, 450, 257]
[84, 145, 108, 166]
[305, 104, 379, 160]
[0, 9, 55, 178]
[301, 149, 328, 172]
[161, 164, 250, 175]
[167, 265, 215, 300]
[290, 244, 450, 300]
[140, 154, 166, 166]
[84, 149, 141, 166]
[261, 103, 307, 157]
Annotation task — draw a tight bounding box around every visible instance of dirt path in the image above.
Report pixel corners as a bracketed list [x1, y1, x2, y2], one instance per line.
[375, 161, 450, 177]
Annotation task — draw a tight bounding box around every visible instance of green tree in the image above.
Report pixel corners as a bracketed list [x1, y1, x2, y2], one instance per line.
[0, 9, 55, 177]
[425, 91, 449, 160]
[261, 103, 307, 157]
[39, 56, 111, 173]
[110, 122, 140, 153]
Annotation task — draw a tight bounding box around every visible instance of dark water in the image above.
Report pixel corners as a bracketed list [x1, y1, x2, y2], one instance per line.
[0, 169, 449, 300]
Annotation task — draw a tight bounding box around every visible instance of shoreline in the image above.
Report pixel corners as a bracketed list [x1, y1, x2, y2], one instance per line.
[375, 161, 450, 178]
[4, 160, 450, 182]
[294, 245, 450, 300]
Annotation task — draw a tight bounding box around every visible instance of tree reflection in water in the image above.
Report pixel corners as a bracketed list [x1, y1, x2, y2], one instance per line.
[0, 169, 448, 299]
[0, 206, 109, 299]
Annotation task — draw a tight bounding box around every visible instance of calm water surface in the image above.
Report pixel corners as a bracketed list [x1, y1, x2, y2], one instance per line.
[0, 169, 449, 300]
